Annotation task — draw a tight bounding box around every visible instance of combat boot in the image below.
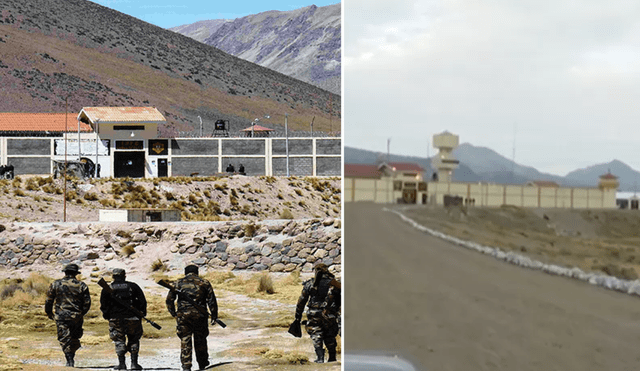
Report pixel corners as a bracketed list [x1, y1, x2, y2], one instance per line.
[314, 347, 325, 363]
[64, 352, 75, 367]
[327, 346, 337, 362]
[113, 355, 127, 370]
[198, 360, 210, 370]
[131, 352, 143, 370]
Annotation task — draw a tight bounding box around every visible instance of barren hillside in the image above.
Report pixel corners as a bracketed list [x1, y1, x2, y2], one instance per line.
[0, 0, 340, 135]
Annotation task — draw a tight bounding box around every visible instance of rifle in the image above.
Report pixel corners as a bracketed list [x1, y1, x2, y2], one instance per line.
[157, 279, 227, 328]
[97, 278, 162, 330]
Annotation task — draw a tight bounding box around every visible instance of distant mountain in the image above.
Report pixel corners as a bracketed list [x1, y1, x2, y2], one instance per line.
[346, 145, 640, 191]
[169, 19, 231, 43]
[171, 4, 341, 95]
[566, 160, 640, 192]
[454, 143, 569, 185]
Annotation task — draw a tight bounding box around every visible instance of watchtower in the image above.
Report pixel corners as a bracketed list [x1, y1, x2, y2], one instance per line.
[432, 131, 459, 183]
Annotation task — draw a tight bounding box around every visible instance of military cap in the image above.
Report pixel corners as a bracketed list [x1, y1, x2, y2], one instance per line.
[62, 263, 80, 273]
[313, 263, 329, 273]
[112, 268, 126, 276]
[185, 264, 199, 274]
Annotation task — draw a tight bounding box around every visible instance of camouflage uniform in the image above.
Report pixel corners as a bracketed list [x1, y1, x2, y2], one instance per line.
[100, 269, 147, 370]
[166, 266, 218, 371]
[295, 265, 341, 363]
[44, 264, 91, 367]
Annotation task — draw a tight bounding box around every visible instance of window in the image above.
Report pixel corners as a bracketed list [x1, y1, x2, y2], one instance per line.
[393, 181, 402, 191]
[114, 125, 145, 131]
[418, 182, 427, 191]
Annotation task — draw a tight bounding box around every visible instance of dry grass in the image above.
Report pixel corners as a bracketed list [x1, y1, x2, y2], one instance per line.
[121, 244, 136, 257]
[150, 259, 167, 272]
[257, 273, 275, 294]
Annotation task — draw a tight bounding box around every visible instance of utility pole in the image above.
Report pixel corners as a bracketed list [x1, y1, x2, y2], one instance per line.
[64, 97, 68, 222]
[285, 114, 290, 177]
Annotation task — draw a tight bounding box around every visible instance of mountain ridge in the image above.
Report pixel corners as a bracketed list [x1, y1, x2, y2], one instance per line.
[171, 4, 341, 95]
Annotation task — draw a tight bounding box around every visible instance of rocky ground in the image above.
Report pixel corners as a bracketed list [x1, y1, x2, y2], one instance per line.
[0, 175, 340, 223]
[399, 204, 640, 281]
[0, 175, 341, 370]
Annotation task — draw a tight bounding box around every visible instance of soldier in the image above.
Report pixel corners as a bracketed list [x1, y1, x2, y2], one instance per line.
[293, 263, 341, 363]
[44, 263, 91, 367]
[166, 265, 218, 371]
[100, 268, 147, 370]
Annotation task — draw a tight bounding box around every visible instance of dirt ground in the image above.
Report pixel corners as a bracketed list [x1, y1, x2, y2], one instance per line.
[345, 202, 640, 371]
[0, 175, 341, 370]
[0, 271, 341, 371]
[400, 204, 640, 281]
[0, 175, 340, 223]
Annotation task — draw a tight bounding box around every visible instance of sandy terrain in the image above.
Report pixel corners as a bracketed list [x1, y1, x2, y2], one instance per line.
[345, 202, 640, 371]
[0, 175, 340, 223]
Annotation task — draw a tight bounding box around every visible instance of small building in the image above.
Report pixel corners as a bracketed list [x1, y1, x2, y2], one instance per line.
[240, 124, 274, 137]
[345, 162, 427, 203]
[99, 208, 181, 222]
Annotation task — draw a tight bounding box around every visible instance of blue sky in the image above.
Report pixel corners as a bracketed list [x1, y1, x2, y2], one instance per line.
[92, 0, 341, 28]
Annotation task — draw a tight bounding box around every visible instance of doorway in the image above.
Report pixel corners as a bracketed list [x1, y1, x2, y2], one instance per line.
[158, 158, 168, 177]
[114, 151, 145, 178]
[402, 189, 417, 204]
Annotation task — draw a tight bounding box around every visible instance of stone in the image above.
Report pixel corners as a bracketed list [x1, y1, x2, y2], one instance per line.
[261, 245, 272, 256]
[270, 263, 285, 272]
[194, 236, 204, 245]
[313, 249, 327, 259]
[284, 263, 297, 272]
[170, 246, 179, 253]
[229, 246, 244, 255]
[186, 246, 198, 254]
[236, 262, 248, 269]
[193, 258, 206, 265]
[15, 236, 24, 247]
[291, 257, 305, 265]
[215, 241, 229, 252]
[228, 256, 239, 264]
[206, 253, 216, 259]
[219, 252, 228, 261]
[253, 264, 267, 271]
[105, 253, 115, 261]
[202, 243, 213, 253]
[282, 238, 293, 247]
[86, 252, 100, 260]
[322, 218, 334, 226]
[260, 257, 272, 266]
[239, 254, 249, 263]
[131, 233, 148, 243]
[329, 249, 339, 258]
[247, 256, 256, 265]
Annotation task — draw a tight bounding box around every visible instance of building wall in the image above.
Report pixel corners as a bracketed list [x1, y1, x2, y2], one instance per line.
[346, 177, 618, 209]
[0, 136, 341, 178]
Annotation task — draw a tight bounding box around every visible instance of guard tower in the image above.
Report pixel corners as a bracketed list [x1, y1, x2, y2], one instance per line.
[598, 171, 619, 191]
[432, 131, 459, 182]
[213, 119, 229, 137]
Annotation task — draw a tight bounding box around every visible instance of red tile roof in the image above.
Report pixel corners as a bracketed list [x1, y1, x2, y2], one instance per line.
[344, 164, 382, 179]
[600, 173, 618, 180]
[0, 113, 92, 132]
[240, 124, 274, 132]
[385, 162, 425, 172]
[79, 107, 166, 124]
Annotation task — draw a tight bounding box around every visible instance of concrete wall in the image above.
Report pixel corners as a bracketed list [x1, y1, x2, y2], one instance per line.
[0, 136, 341, 178]
[346, 177, 618, 209]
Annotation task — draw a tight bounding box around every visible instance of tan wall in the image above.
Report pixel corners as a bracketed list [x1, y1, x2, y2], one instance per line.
[347, 176, 618, 209]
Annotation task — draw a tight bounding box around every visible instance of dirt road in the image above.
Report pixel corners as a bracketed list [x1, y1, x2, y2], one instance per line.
[344, 203, 640, 371]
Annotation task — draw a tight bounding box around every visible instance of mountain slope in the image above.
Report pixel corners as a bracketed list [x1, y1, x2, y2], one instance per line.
[173, 4, 341, 95]
[565, 160, 640, 192]
[0, 0, 340, 136]
[169, 19, 231, 43]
